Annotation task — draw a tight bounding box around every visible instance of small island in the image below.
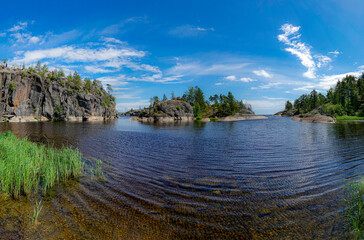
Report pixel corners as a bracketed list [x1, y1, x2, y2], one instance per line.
[0, 61, 118, 122]
[126, 86, 267, 123]
[275, 73, 364, 123]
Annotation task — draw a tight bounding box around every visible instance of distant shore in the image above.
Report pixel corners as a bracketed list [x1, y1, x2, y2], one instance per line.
[130, 114, 267, 123]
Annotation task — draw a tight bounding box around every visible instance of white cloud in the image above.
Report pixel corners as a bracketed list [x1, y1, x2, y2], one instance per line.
[316, 71, 362, 90]
[245, 100, 286, 114]
[263, 96, 287, 100]
[126, 73, 186, 83]
[251, 82, 281, 90]
[225, 75, 236, 81]
[114, 94, 141, 99]
[253, 70, 272, 78]
[117, 99, 150, 112]
[359, 65, 364, 69]
[98, 75, 128, 85]
[29, 36, 40, 44]
[328, 50, 340, 55]
[8, 21, 28, 32]
[293, 85, 316, 91]
[10, 32, 43, 45]
[101, 37, 125, 45]
[167, 61, 249, 76]
[13, 46, 145, 64]
[196, 27, 215, 32]
[315, 54, 332, 68]
[240, 77, 256, 82]
[215, 82, 223, 86]
[169, 25, 215, 37]
[0, 32, 6, 37]
[278, 23, 331, 79]
[84, 66, 114, 73]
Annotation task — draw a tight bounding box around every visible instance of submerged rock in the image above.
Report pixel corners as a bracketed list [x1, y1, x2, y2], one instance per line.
[0, 69, 118, 122]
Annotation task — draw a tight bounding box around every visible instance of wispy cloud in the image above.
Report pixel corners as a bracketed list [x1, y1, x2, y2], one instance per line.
[8, 21, 28, 32]
[278, 23, 331, 79]
[251, 82, 281, 90]
[253, 70, 272, 78]
[263, 96, 287, 100]
[169, 25, 215, 37]
[245, 100, 286, 114]
[328, 50, 341, 56]
[13, 45, 145, 64]
[224, 75, 256, 82]
[225, 75, 236, 81]
[116, 99, 150, 112]
[167, 60, 249, 77]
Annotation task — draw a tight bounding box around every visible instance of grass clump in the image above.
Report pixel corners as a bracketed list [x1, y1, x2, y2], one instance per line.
[30, 200, 43, 226]
[345, 181, 364, 236]
[0, 131, 84, 198]
[336, 115, 364, 121]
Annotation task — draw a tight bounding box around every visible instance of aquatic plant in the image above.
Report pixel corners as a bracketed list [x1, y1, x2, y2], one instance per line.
[345, 181, 364, 235]
[0, 131, 84, 198]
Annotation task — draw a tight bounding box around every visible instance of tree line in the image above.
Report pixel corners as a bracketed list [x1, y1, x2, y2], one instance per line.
[150, 86, 252, 119]
[285, 73, 364, 116]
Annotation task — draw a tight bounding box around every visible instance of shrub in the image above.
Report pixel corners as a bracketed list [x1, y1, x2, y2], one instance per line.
[323, 104, 346, 116]
[9, 82, 15, 91]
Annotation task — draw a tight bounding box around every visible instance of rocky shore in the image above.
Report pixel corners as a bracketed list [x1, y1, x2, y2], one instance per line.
[130, 99, 267, 123]
[274, 108, 336, 123]
[0, 69, 118, 122]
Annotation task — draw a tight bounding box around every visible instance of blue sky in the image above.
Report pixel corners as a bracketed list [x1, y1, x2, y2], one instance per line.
[1, 0, 364, 114]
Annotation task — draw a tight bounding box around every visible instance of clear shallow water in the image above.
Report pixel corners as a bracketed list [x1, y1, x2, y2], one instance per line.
[0, 116, 364, 239]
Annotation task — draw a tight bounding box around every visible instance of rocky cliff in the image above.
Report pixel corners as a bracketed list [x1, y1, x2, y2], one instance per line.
[0, 69, 118, 122]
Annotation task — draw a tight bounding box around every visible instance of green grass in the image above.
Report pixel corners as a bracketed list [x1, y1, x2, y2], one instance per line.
[345, 181, 364, 237]
[209, 117, 219, 122]
[336, 115, 364, 121]
[0, 131, 84, 198]
[30, 200, 43, 226]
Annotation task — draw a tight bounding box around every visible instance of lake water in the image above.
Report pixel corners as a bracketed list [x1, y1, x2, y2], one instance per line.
[0, 116, 363, 239]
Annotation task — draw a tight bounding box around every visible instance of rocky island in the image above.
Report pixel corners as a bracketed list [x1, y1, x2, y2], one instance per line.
[0, 63, 117, 122]
[128, 86, 267, 123]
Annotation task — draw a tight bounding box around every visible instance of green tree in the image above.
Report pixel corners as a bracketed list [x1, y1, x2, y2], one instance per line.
[194, 86, 206, 112]
[285, 101, 293, 111]
[162, 94, 168, 102]
[84, 78, 92, 92]
[106, 84, 113, 93]
[72, 72, 82, 89]
[35, 61, 42, 73]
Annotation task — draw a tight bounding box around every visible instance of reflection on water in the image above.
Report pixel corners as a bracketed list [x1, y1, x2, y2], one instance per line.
[0, 117, 364, 239]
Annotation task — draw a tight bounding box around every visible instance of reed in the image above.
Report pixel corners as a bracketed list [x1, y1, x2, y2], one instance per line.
[0, 131, 84, 198]
[345, 181, 364, 235]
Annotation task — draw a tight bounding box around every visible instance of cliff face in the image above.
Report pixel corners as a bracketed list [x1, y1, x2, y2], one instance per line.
[0, 69, 118, 122]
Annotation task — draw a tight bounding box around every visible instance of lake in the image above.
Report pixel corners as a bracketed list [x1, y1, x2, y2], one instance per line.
[0, 116, 363, 239]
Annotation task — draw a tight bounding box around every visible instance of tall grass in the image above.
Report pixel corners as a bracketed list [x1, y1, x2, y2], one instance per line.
[0, 131, 84, 198]
[336, 115, 364, 121]
[345, 181, 364, 236]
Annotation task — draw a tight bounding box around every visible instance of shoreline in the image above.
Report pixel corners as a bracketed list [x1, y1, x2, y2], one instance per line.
[130, 115, 268, 123]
